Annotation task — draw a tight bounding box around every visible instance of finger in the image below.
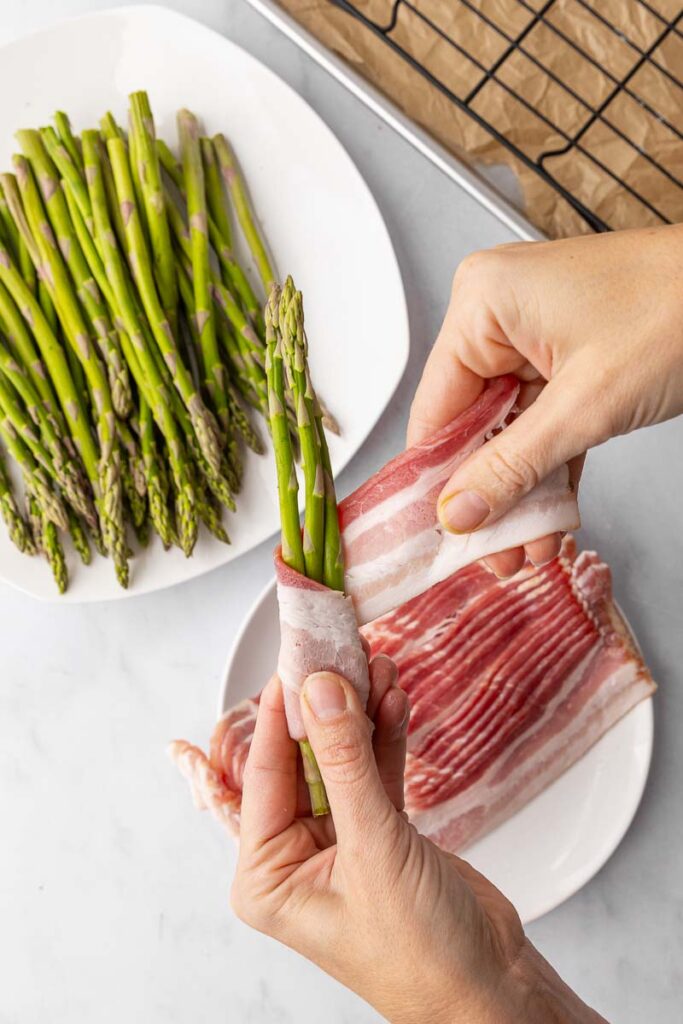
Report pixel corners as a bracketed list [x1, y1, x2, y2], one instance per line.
[525, 532, 562, 567]
[239, 676, 299, 852]
[438, 375, 587, 533]
[407, 269, 532, 447]
[407, 341, 484, 447]
[366, 654, 398, 720]
[516, 363, 543, 385]
[373, 686, 410, 811]
[294, 656, 398, 828]
[483, 546, 526, 579]
[483, 449, 584, 576]
[300, 672, 395, 848]
[517, 378, 545, 410]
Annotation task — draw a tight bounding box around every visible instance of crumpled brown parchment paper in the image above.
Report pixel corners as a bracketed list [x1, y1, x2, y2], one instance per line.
[275, 0, 683, 237]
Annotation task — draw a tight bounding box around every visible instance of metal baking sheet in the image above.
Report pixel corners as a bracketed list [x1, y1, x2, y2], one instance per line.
[246, 0, 545, 242]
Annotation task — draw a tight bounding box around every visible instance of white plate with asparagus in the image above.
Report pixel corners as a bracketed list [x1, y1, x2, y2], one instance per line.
[0, 6, 408, 602]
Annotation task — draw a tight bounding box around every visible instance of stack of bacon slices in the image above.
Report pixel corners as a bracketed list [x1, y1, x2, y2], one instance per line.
[171, 376, 655, 851]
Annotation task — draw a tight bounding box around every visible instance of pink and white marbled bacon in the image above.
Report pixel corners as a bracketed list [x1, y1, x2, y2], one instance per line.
[339, 375, 580, 625]
[365, 537, 655, 851]
[168, 697, 258, 835]
[275, 553, 370, 741]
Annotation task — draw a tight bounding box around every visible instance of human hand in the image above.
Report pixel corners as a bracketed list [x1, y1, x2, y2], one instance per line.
[231, 666, 605, 1024]
[408, 225, 683, 578]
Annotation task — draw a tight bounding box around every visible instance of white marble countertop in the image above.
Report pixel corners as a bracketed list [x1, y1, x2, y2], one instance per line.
[0, 3, 681, 1022]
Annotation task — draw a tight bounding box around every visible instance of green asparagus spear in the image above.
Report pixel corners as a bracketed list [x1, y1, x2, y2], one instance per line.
[213, 134, 276, 295]
[158, 138, 262, 330]
[82, 131, 198, 554]
[280, 280, 324, 583]
[175, 256, 245, 479]
[26, 489, 43, 552]
[0, 248, 95, 464]
[0, 360, 94, 527]
[0, 443, 34, 553]
[0, 172, 62, 338]
[226, 382, 264, 455]
[13, 137, 132, 418]
[37, 497, 68, 593]
[117, 416, 146, 499]
[40, 125, 92, 232]
[177, 110, 228, 431]
[212, 275, 268, 411]
[168, 195, 268, 425]
[194, 473, 230, 544]
[11, 154, 128, 585]
[139, 395, 173, 549]
[300, 300, 344, 592]
[200, 136, 232, 245]
[54, 112, 83, 173]
[265, 286, 304, 573]
[0, 190, 20, 263]
[0, 409, 67, 530]
[106, 134, 222, 476]
[67, 506, 92, 565]
[128, 92, 178, 335]
[118, 417, 147, 530]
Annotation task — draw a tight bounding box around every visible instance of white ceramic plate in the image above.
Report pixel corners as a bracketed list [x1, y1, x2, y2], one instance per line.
[0, 6, 408, 602]
[220, 579, 653, 925]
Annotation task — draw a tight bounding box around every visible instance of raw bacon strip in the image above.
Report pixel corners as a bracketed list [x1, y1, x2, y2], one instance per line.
[174, 539, 655, 852]
[339, 376, 580, 625]
[275, 553, 370, 741]
[366, 537, 655, 851]
[168, 698, 258, 835]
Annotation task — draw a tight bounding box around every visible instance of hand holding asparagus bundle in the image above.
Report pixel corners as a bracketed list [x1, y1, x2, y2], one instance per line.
[0, 91, 316, 593]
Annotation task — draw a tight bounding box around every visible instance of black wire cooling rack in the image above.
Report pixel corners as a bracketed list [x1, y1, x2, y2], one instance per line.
[327, 0, 683, 232]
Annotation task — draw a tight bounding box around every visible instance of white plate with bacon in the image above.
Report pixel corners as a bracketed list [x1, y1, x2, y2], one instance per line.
[220, 547, 654, 926]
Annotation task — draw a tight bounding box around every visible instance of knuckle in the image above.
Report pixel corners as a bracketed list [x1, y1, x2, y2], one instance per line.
[453, 249, 491, 293]
[454, 246, 513, 292]
[486, 444, 539, 496]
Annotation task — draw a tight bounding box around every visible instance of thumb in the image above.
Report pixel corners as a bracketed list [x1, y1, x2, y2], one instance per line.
[438, 376, 588, 532]
[301, 672, 394, 846]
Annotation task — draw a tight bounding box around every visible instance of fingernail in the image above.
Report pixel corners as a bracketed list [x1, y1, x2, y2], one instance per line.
[386, 698, 410, 742]
[400, 703, 410, 732]
[528, 540, 562, 568]
[304, 673, 347, 721]
[485, 561, 518, 577]
[528, 554, 552, 568]
[482, 559, 515, 580]
[439, 490, 490, 533]
[393, 702, 410, 741]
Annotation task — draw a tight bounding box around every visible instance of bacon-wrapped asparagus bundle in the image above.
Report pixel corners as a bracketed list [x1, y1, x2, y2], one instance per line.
[266, 278, 368, 817]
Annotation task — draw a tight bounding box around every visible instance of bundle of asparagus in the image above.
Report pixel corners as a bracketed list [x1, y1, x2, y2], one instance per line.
[266, 276, 348, 817]
[0, 91, 287, 593]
